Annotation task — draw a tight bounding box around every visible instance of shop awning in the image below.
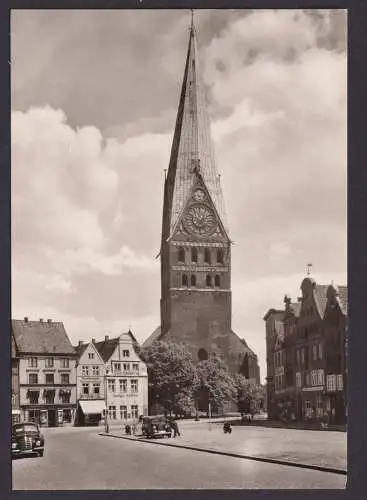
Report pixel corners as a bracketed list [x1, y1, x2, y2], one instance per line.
[79, 400, 105, 415]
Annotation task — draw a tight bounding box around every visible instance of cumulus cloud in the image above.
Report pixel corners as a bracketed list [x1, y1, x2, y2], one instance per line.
[11, 10, 347, 381]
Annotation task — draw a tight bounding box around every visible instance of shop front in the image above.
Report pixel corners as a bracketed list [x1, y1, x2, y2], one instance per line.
[76, 399, 105, 426]
[22, 405, 76, 427]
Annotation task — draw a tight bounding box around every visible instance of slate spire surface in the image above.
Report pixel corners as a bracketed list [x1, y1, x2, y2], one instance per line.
[163, 14, 228, 239]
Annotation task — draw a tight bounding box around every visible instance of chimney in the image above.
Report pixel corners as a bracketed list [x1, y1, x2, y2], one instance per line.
[78, 340, 83, 347]
[105, 335, 109, 342]
[24, 317, 28, 322]
[47, 318, 52, 323]
[92, 338, 95, 344]
[40, 318, 44, 323]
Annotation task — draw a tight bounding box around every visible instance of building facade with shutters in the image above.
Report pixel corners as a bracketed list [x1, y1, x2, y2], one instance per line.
[74, 340, 106, 426]
[143, 16, 260, 407]
[94, 332, 148, 424]
[264, 277, 347, 425]
[12, 318, 77, 427]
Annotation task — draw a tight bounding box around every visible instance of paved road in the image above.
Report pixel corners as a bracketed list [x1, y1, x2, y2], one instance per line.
[12, 426, 346, 489]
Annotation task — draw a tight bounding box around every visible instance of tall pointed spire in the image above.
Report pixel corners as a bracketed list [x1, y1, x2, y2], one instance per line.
[163, 11, 228, 239]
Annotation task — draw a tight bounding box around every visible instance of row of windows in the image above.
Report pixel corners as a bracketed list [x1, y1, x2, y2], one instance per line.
[111, 362, 138, 373]
[28, 373, 70, 385]
[275, 374, 285, 391]
[178, 247, 224, 265]
[107, 379, 139, 393]
[107, 405, 139, 420]
[82, 383, 101, 395]
[87, 349, 130, 360]
[181, 274, 221, 287]
[326, 374, 344, 392]
[296, 343, 323, 365]
[27, 389, 71, 405]
[28, 357, 70, 368]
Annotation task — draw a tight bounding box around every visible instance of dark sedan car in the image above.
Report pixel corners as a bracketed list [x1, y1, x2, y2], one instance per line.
[141, 416, 172, 439]
[12, 422, 45, 458]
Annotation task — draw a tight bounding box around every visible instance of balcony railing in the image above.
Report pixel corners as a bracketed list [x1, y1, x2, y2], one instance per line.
[110, 371, 140, 377]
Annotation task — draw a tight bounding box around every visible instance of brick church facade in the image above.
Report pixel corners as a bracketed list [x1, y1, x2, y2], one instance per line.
[143, 17, 260, 387]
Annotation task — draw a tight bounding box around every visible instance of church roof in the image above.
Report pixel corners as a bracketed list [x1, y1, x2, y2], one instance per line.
[164, 17, 228, 237]
[337, 285, 348, 314]
[142, 326, 162, 349]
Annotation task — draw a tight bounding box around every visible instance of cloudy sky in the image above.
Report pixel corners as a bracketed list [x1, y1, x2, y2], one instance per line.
[11, 9, 347, 382]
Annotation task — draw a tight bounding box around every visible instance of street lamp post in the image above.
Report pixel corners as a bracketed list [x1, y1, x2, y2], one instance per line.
[105, 367, 109, 433]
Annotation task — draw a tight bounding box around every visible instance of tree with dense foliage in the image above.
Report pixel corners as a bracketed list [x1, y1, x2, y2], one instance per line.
[232, 373, 266, 415]
[192, 355, 237, 414]
[139, 341, 196, 415]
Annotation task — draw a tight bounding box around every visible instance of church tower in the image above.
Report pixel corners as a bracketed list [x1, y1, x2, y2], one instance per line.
[146, 15, 260, 382]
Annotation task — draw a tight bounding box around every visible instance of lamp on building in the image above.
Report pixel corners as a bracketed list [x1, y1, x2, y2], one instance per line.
[104, 367, 110, 433]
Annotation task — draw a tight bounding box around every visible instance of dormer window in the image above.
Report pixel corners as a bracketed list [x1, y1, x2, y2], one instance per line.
[123, 350, 130, 358]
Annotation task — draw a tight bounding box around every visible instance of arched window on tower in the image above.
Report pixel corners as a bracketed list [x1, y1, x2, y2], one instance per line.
[191, 247, 198, 263]
[204, 248, 211, 264]
[178, 247, 185, 263]
[191, 275, 196, 287]
[215, 275, 220, 287]
[206, 275, 212, 287]
[217, 249, 224, 264]
[182, 274, 188, 287]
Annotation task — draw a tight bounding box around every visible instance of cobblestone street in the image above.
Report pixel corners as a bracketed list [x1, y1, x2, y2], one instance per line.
[12, 424, 346, 490]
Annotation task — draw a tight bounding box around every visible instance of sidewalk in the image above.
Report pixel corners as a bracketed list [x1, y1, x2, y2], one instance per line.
[99, 422, 347, 474]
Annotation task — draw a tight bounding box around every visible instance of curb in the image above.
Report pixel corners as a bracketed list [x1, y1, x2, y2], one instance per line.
[98, 433, 347, 476]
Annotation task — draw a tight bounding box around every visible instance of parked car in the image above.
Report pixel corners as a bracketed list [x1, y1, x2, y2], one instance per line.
[141, 416, 172, 439]
[12, 422, 45, 458]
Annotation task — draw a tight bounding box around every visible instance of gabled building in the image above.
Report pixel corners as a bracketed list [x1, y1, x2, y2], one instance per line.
[12, 317, 77, 427]
[74, 340, 106, 426]
[11, 332, 20, 424]
[94, 332, 148, 424]
[144, 15, 260, 400]
[264, 276, 348, 425]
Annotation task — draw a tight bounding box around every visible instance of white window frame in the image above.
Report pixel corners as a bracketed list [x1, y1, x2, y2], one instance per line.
[92, 366, 100, 376]
[108, 379, 115, 393]
[60, 358, 69, 368]
[123, 350, 130, 358]
[318, 343, 323, 360]
[131, 404, 139, 419]
[296, 372, 301, 388]
[312, 344, 317, 361]
[119, 379, 127, 393]
[82, 366, 89, 376]
[82, 383, 89, 395]
[131, 379, 138, 393]
[28, 357, 38, 368]
[337, 374, 343, 391]
[327, 374, 336, 392]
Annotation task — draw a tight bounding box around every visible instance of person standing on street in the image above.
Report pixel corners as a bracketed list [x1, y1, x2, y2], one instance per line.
[169, 417, 181, 437]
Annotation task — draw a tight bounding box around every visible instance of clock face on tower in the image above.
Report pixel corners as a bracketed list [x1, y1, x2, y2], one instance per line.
[183, 204, 216, 236]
